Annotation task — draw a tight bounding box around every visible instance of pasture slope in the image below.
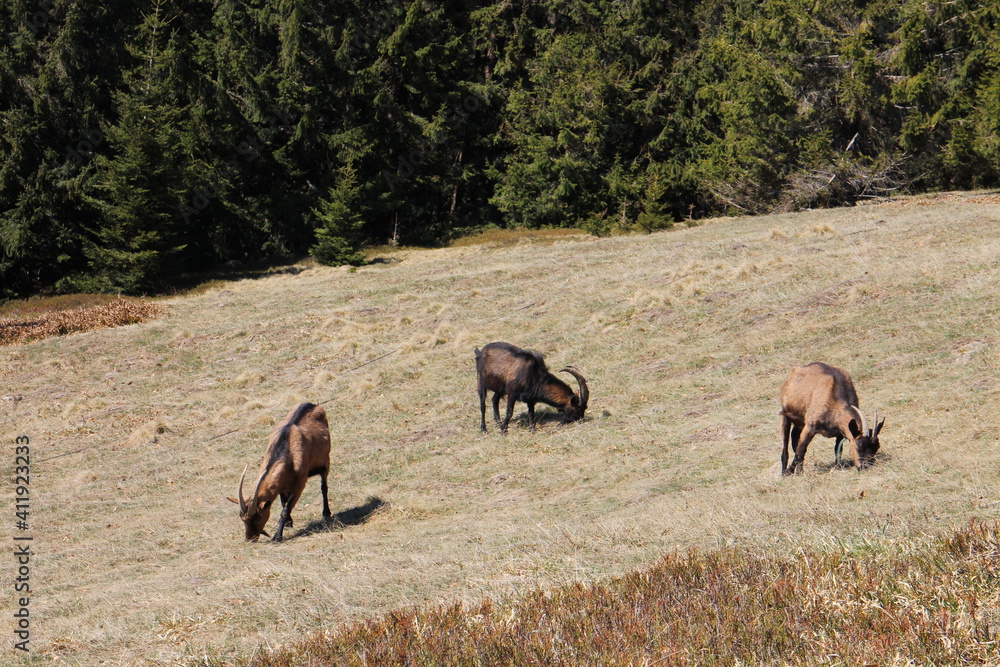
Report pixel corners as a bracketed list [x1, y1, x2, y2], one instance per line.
[1, 193, 999, 665]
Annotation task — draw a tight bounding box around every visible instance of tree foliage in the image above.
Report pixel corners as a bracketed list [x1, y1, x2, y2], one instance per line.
[310, 163, 365, 267]
[2, 0, 999, 297]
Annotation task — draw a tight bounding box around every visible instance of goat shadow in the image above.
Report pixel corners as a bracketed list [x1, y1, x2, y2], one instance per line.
[503, 409, 586, 430]
[289, 496, 388, 541]
[818, 450, 893, 474]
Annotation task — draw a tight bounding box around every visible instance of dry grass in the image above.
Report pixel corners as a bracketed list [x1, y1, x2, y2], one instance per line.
[241, 519, 1000, 666]
[447, 226, 587, 248]
[0, 297, 162, 346]
[1, 191, 999, 665]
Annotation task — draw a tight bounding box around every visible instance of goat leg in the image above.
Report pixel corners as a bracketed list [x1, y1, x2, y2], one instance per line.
[500, 397, 516, 434]
[271, 494, 299, 542]
[786, 426, 816, 475]
[279, 493, 293, 527]
[478, 387, 488, 433]
[320, 472, 332, 519]
[834, 438, 845, 468]
[492, 393, 503, 424]
[780, 415, 792, 474]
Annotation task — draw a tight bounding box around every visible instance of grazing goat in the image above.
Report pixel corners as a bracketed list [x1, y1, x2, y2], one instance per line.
[475, 341, 589, 434]
[779, 362, 885, 475]
[228, 402, 332, 542]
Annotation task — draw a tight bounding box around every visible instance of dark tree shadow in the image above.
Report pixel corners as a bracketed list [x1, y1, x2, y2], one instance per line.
[171, 260, 308, 295]
[368, 256, 402, 265]
[288, 496, 389, 540]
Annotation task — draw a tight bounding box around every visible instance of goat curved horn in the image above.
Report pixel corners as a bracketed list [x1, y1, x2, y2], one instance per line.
[849, 405, 868, 436]
[246, 464, 269, 518]
[236, 464, 249, 515]
[560, 366, 589, 413]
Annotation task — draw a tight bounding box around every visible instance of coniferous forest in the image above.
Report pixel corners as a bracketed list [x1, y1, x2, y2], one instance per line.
[2, 0, 999, 298]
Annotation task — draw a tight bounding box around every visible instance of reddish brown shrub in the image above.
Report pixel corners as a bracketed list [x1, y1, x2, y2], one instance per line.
[0, 297, 162, 346]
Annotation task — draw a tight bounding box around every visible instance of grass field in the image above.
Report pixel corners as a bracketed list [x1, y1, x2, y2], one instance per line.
[1, 192, 999, 665]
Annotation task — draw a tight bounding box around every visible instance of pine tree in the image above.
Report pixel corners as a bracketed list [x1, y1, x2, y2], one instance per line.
[310, 164, 365, 267]
[636, 166, 675, 233]
[492, 31, 626, 229]
[78, 0, 194, 293]
[0, 0, 140, 297]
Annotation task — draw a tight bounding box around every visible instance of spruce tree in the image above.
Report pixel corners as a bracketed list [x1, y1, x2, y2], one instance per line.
[636, 166, 675, 233]
[0, 0, 139, 297]
[79, 0, 193, 293]
[310, 164, 365, 267]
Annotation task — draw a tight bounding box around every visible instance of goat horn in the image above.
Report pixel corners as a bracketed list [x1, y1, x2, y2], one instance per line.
[236, 464, 249, 515]
[246, 463, 269, 518]
[849, 405, 868, 436]
[560, 366, 589, 412]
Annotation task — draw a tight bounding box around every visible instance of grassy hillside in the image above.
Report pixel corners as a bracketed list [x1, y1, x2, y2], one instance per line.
[1, 193, 998, 665]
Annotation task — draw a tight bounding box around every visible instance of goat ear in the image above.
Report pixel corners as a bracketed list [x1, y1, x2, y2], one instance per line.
[226, 496, 239, 504]
[259, 530, 271, 539]
[570, 396, 580, 407]
[874, 417, 885, 436]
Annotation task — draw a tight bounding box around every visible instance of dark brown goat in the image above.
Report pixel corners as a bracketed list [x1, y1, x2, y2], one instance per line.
[475, 342, 589, 434]
[780, 362, 885, 475]
[228, 402, 332, 541]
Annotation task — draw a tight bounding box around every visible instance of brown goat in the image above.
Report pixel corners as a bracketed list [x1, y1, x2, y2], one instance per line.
[780, 362, 885, 475]
[228, 402, 332, 541]
[475, 341, 589, 433]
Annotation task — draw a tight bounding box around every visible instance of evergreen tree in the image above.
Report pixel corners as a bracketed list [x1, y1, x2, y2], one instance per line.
[77, 0, 195, 293]
[310, 164, 365, 266]
[491, 27, 634, 230]
[893, 0, 1000, 190]
[0, 0, 140, 298]
[636, 166, 675, 233]
[3, 0, 1000, 300]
